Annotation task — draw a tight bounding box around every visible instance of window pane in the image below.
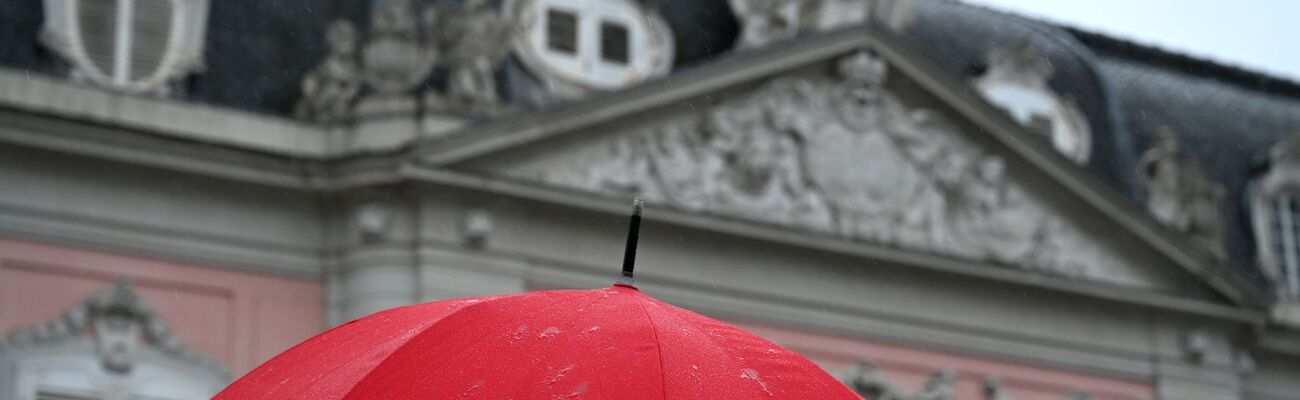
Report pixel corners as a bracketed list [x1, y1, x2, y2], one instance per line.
[78, 0, 120, 76]
[546, 9, 577, 55]
[130, 0, 174, 80]
[600, 22, 629, 64]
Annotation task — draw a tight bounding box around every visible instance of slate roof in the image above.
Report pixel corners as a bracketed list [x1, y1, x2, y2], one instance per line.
[901, 0, 1300, 291]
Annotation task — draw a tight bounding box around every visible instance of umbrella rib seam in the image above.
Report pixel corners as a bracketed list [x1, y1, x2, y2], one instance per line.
[335, 297, 505, 399]
[634, 296, 669, 399]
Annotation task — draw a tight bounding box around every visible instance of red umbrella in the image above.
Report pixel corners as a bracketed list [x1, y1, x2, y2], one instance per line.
[215, 200, 862, 399]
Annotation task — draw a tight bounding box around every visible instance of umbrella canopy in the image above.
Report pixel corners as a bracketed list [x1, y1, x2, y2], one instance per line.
[215, 285, 862, 399]
[217, 199, 862, 399]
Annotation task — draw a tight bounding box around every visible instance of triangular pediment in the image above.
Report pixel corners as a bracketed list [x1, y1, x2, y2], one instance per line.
[417, 28, 1258, 306]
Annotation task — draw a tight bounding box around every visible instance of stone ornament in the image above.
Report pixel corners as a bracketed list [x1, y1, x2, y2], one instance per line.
[1181, 328, 1212, 364]
[0, 279, 223, 374]
[295, 21, 364, 122]
[972, 45, 1092, 164]
[507, 50, 1143, 285]
[461, 209, 495, 248]
[984, 376, 1092, 400]
[298, 0, 518, 121]
[353, 202, 394, 244]
[1137, 128, 1226, 259]
[40, 0, 211, 94]
[730, 0, 914, 48]
[0, 279, 227, 399]
[361, 0, 440, 96]
[837, 362, 1099, 400]
[837, 360, 955, 400]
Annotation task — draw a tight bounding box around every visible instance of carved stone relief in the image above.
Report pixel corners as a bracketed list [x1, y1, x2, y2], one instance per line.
[1137, 127, 1226, 259]
[506, 50, 1144, 285]
[730, 0, 914, 48]
[0, 279, 228, 399]
[296, 0, 517, 121]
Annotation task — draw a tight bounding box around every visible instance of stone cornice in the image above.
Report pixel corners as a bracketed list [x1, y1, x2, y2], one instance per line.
[401, 167, 1264, 325]
[0, 67, 331, 157]
[0, 26, 1267, 317]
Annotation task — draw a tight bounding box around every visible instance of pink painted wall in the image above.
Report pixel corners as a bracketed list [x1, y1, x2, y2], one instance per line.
[0, 239, 324, 376]
[738, 322, 1154, 400]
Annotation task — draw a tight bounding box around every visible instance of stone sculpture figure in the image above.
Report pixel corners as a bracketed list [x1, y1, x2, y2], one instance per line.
[296, 0, 520, 119]
[439, 0, 516, 113]
[729, 0, 805, 48]
[1138, 128, 1226, 258]
[731, 0, 914, 48]
[295, 21, 363, 122]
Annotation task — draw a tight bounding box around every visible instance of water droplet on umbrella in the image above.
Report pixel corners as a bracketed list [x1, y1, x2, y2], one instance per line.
[740, 368, 773, 396]
[457, 379, 485, 399]
[512, 325, 529, 341]
[546, 364, 575, 385]
[539, 326, 562, 339]
[553, 381, 589, 399]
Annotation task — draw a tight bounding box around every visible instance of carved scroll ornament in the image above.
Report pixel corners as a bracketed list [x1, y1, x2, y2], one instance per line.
[0, 278, 225, 376]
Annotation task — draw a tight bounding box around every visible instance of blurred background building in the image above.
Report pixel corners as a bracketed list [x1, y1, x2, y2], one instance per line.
[0, 0, 1298, 399]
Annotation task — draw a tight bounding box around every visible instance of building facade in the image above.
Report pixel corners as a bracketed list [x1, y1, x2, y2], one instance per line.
[0, 0, 1298, 399]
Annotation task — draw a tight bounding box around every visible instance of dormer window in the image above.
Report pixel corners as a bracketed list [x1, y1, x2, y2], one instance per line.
[40, 0, 211, 94]
[510, 0, 673, 94]
[1266, 193, 1300, 298]
[1252, 136, 1300, 303]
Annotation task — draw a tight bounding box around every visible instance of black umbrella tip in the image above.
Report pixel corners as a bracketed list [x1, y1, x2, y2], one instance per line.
[618, 197, 645, 287]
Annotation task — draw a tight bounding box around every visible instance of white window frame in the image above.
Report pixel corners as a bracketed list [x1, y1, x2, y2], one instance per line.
[40, 0, 211, 94]
[508, 0, 673, 94]
[1251, 141, 1300, 301]
[1276, 193, 1300, 298]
